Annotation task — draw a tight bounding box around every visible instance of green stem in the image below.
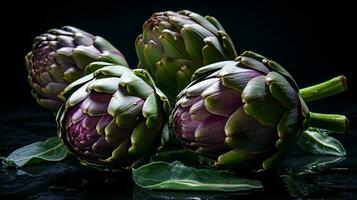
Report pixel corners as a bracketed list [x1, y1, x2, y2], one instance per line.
[305, 112, 349, 133]
[299, 76, 347, 102]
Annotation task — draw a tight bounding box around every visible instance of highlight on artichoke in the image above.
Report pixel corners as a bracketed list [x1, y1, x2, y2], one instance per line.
[173, 51, 349, 170]
[0, 9, 350, 195]
[136, 10, 237, 104]
[56, 62, 170, 170]
[25, 26, 128, 112]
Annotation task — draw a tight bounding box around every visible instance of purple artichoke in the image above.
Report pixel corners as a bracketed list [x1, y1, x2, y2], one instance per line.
[25, 26, 128, 111]
[57, 63, 170, 170]
[173, 51, 348, 170]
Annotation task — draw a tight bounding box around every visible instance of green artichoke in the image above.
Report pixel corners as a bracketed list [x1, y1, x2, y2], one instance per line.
[56, 62, 170, 170]
[26, 26, 128, 112]
[135, 10, 237, 104]
[173, 51, 348, 170]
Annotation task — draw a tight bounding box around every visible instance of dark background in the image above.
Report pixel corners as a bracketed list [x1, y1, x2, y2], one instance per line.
[0, 1, 356, 199]
[1, 0, 355, 110]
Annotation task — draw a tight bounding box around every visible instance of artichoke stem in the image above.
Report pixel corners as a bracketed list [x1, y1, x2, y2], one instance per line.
[299, 76, 347, 102]
[306, 112, 349, 133]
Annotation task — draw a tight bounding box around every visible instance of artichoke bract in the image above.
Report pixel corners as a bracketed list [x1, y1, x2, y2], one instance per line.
[56, 62, 170, 170]
[173, 51, 348, 170]
[26, 26, 128, 112]
[136, 10, 237, 104]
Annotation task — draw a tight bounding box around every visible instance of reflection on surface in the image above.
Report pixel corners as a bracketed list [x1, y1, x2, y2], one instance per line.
[1, 103, 357, 199]
[132, 185, 268, 200]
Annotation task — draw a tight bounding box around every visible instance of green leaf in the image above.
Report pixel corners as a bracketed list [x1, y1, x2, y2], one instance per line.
[132, 161, 262, 192]
[1, 137, 70, 168]
[298, 127, 346, 156]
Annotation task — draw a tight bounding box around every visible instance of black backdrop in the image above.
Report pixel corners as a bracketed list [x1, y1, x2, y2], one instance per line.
[1, 0, 355, 110]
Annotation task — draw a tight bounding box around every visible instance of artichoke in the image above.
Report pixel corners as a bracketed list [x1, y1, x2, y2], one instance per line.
[26, 26, 128, 112]
[56, 62, 170, 170]
[135, 10, 237, 104]
[173, 51, 348, 170]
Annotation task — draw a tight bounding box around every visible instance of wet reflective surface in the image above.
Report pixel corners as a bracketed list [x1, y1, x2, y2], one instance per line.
[1, 101, 356, 199]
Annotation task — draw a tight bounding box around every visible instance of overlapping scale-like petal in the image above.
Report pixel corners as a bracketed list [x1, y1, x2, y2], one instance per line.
[26, 26, 128, 112]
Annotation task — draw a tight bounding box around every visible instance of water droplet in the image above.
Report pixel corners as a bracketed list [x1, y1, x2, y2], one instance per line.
[16, 153, 20, 156]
